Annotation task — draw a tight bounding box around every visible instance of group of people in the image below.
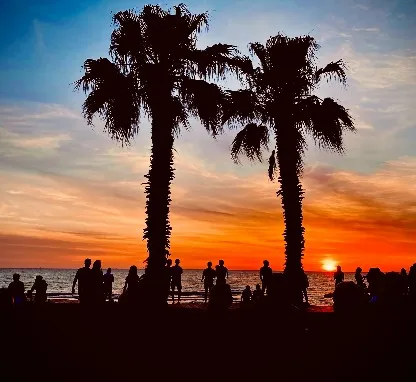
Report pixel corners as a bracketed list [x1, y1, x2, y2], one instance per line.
[333, 264, 416, 309]
[239, 260, 310, 306]
[72, 259, 115, 304]
[3, 258, 305, 307]
[5, 273, 48, 305]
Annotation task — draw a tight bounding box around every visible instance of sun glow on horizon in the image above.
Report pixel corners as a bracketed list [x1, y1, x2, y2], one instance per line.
[321, 259, 337, 272]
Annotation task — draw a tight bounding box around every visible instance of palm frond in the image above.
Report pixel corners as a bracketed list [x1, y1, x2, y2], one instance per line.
[248, 42, 269, 72]
[171, 95, 190, 136]
[297, 96, 355, 153]
[315, 59, 347, 85]
[110, 10, 148, 70]
[187, 43, 252, 80]
[222, 89, 259, 125]
[249, 34, 319, 97]
[74, 58, 141, 145]
[182, 8, 209, 35]
[180, 78, 226, 136]
[231, 123, 269, 163]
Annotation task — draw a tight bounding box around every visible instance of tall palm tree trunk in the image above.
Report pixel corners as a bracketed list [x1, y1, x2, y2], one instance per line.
[143, 97, 175, 304]
[275, 124, 305, 305]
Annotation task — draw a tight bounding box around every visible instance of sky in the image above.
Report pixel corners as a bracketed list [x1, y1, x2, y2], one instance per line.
[0, 0, 415, 271]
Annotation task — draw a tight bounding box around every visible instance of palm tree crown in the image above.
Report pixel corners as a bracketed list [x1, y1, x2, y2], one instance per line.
[227, 34, 355, 302]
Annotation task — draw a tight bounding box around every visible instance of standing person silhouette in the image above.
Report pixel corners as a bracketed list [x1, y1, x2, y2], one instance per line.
[334, 266, 345, 287]
[408, 264, 416, 304]
[400, 268, 408, 296]
[8, 274, 26, 305]
[29, 275, 48, 304]
[123, 265, 140, 303]
[91, 260, 104, 304]
[171, 259, 183, 303]
[259, 260, 273, 294]
[355, 267, 366, 289]
[201, 262, 216, 302]
[103, 268, 114, 302]
[215, 260, 228, 284]
[72, 258, 92, 305]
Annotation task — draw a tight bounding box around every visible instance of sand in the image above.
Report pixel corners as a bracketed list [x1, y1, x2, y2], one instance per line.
[0, 301, 414, 381]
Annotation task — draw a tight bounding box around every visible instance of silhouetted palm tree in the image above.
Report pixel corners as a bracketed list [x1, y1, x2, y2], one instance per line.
[226, 34, 355, 304]
[75, 4, 248, 303]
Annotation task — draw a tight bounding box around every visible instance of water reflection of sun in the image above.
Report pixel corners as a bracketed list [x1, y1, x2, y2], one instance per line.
[321, 259, 337, 272]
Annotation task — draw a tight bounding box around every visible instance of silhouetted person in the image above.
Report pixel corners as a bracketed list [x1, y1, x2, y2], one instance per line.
[252, 284, 264, 303]
[171, 259, 183, 303]
[355, 267, 365, 289]
[103, 268, 114, 301]
[400, 268, 408, 296]
[301, 270, 309, 305]
[334, 266, 344, 287]
[366, 268, 385, 302]
[260, 260, 273, 294]
[333, 281, 363, 315]
[29, 275, 48, 304]
[215, 260, 228, 284]
[8, 273, 26, 305]
[408, 264, 416, 304]
[209, 282, 233, 312]
[123, 265, 140, 303]
[384, 272, 405, 308]
[91, 260, 104, 304]
[202, 261, 216, 302]
[241, 285, 252, 305]
[72, 258, 92, 305]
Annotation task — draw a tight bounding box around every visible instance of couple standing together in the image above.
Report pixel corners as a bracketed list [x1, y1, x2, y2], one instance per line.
[201, 260, 229, 302]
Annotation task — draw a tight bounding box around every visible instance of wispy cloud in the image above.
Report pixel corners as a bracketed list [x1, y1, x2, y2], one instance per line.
[352, 27, 380, 32]
[354, 4, 370, 11]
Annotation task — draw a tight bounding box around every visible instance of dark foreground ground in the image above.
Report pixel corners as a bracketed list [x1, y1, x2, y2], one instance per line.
[1, 302, 416, 381]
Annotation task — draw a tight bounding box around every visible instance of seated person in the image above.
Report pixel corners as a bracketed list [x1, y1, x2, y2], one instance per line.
[209, 282, 233, 310]
[241, 285, 252, 305]
[252, 284, 264, 303]
[29, 276, 48, 303]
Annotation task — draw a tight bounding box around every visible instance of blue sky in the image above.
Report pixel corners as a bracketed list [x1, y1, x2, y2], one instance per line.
[0, 0, 415, 269]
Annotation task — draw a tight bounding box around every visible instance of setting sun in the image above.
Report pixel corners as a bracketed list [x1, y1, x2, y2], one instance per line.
[321, 259, 337, 272]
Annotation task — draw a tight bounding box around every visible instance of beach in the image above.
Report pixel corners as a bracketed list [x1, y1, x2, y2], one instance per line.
[1, 301, 415, 381]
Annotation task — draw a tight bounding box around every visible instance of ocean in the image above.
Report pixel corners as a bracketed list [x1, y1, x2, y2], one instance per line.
[0, 268, 357, 306]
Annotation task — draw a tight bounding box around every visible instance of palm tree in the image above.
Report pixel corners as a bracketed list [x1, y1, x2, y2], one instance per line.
[225, 34, 355, 304]
[74, 4, 249, 304]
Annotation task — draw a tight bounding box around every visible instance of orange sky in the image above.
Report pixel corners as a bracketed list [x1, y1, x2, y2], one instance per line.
[1, 118, 415, 271]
